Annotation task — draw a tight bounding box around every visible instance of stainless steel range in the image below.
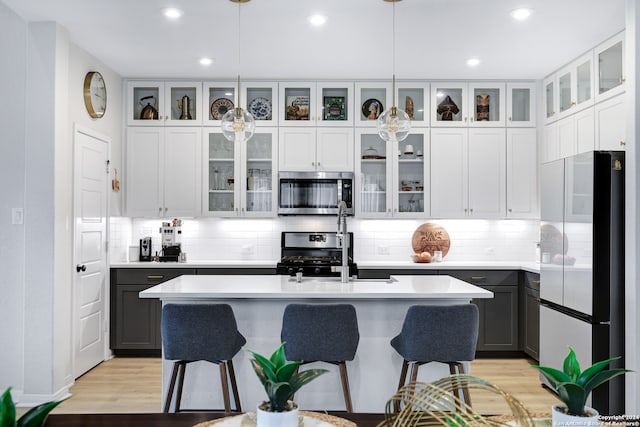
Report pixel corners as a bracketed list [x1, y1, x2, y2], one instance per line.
[276, 231, 357, 277]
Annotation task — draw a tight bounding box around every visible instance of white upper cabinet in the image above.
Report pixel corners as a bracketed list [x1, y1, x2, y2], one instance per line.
[278, 81, 354, 127]
[506, 82, 536, 127]
[242, 81, 279, 127]
[355, 81, 392, 127]
[595, 94, 626, 151]
[278, 128, 354, 172]
[556, 52, 594, 120]
[127, 81, 202, 126]
[595, 32, 625, 103]
[202, 81, 236, 126]
[506, 128, 538, 218]
[396, 81, 429, 127]
[431, 82, 505, 127]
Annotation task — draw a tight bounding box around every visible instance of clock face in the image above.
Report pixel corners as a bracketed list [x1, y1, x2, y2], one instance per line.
[83, 71, 107, 118]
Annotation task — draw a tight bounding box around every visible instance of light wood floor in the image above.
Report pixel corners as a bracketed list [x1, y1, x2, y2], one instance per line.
[48, 356, 558, 415]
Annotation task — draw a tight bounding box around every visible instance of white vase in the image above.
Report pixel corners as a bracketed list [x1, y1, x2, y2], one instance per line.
[551, 403, 599, 427]
[256, 401, 299, 427]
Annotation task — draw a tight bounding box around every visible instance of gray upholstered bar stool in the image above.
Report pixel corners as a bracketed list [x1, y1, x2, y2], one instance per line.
[281, 304, 359, 412]
[391, 304, 479, 405]
[161, 304, 246, 414]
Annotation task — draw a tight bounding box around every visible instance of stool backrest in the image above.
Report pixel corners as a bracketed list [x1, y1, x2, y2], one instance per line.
[281, 304, 359, 363]
[398, 304, 479, 362]
[161, 304, 246, 363]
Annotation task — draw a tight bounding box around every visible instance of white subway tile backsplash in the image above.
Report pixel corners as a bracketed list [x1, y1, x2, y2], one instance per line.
[110, 217, 539, 263]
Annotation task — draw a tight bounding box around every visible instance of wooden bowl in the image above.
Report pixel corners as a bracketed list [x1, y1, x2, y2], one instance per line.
[411, 223, 451, 258]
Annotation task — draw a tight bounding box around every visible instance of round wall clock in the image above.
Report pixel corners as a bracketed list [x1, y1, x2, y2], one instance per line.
[83, 71, 107, 118]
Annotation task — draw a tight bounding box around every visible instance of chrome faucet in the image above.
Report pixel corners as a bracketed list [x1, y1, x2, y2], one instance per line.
[337, 201, 349, 283]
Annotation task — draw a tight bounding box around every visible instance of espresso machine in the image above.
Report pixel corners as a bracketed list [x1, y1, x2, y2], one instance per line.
[159, 219, 182, 262]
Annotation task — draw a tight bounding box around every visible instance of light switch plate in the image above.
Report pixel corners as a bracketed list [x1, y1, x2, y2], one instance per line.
[12, 208, 24, 224]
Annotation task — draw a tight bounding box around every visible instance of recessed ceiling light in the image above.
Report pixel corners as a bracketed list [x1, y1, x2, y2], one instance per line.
[199, 58, 213, 66]
[466, 58, 481, 67]
[162, 8, 184, 20]
[308, 14, 327, 27]
[510, 8, 532, 20]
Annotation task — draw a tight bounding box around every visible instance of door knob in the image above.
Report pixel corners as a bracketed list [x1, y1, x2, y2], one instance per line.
[76, 264, 87, 273]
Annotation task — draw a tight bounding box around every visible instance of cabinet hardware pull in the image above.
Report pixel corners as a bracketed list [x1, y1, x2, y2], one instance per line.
[464, 117, 468, 122]
[164, 207, 168, 215]
[471, 276, 486, 280]
[620, 141, 626, 146]
[464, 208, 468, 213]
[158, 207, 162, 214]
[508, 117, 512, 121]
[469, 208, 474, 213]
[620, 77, 626, 83]
[147, 275, 164, 279]
[508, 208, 512, 212]
[317, 162, 321, 166]
[532, 280, 541, 284]
[312, 162, 315, 166]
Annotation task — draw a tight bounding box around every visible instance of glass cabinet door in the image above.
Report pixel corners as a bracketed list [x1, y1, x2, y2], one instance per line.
[205, 130, 237, 215]
[317, 81, 353, 127]
[356, 130, 390, 217]
[558, 69, 572, 115]
[127, 81, 165, 126]
[395, 131, 428, 216]
[431, 83, 465, 126]
[355, 82, 392, 127]
[243, 81, 278, 127]
[544, 75, 556, 122]
[397, 82, 429, 127]
[164, 81, 202, 126]
[469, 83, 505, 126]
[243, 129, 276, 216]
[203, 81, 236, 126]
[507, 82, 535, 127]
[279, 82, 315, 126]
[595, 33, 625, 101]
[576, 57, 593, 106]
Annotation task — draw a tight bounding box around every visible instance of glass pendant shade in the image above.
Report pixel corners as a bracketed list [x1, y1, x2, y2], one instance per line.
[221, 107, 255, 142]
[377, 106, 411, 142]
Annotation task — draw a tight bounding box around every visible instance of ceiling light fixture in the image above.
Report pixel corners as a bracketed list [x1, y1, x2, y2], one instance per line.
[162, 8, 184, 19]
[308, 14, 327, 26]
[466, 58, 481, 67]
[377, 0, 411, 143]
[221, 0, 256, 143]
[199, 58, 213, 66]
[510, 8, 532, 20]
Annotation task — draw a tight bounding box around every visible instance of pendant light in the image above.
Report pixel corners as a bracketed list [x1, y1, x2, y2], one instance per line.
[221, 0, 256, 142]
[377, 0, 411, 142]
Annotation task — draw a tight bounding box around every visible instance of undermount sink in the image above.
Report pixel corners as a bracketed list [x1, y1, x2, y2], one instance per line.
[287, 276, 397, 284]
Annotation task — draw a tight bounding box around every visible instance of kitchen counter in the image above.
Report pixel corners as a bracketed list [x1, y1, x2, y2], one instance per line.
[140, 274, 491, 413]
[112, 260, 540, 273]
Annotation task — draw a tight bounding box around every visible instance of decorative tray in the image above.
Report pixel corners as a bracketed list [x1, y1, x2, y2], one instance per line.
[193, 411, 356, 427]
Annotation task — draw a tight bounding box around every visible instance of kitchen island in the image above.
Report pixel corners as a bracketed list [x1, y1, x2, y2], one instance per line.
[140, 274, 492, 413]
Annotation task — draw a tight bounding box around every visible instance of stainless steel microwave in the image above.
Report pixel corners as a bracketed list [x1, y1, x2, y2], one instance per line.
[278, 171, 354, 215]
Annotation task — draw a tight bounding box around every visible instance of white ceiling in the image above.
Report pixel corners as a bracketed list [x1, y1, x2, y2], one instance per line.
[2, 0, 625, 80]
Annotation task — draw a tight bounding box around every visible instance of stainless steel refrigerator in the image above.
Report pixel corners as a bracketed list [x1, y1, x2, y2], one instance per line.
[539, 151, 625, 415]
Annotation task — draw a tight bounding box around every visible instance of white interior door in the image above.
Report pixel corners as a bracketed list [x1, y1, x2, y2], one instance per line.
[73, 126, 110, 377]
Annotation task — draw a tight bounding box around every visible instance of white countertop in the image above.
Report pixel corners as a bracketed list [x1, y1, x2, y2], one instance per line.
[112, 260, 540, 273]
[139, 274, 494, 300]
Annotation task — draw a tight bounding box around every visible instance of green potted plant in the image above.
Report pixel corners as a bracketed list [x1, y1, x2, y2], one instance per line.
[247, 342, 328, 427]
[1, 387, 65, 427]
[532, 347, 629, 425]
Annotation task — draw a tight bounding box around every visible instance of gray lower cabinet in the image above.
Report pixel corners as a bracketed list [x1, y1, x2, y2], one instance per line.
[522, 272, 540, 360]
[110, 268, 195, 355]
[447, 270, 520, 352]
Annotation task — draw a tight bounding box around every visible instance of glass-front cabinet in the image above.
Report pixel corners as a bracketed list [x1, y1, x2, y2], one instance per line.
[396, 81, 429, 127]
[543, 75, 557, 123]
[127, 81, 202, 126]
[506, 82, 535, 127]
[431, 83, 504, 126]
[556, 52, 594, 120]
[355, 82, 392, 127]
[242, 81, 278, 127]
[278, 81, 353, 127]
[355, 128, 429, 218]
[203, 128, 277, 217]
[203, 81, 236, 126]
[595, 32, 625, 102]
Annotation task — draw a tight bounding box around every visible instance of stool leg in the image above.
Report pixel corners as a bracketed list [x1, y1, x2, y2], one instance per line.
[227, 360, 242, 412]
[338, 362, 353, 413]
[456, 362, 472, 407]
[163, 362, 180, 413]
[448, 362, 462, 403]
[219, 362, 231, 414]
[175, 361, 187, 413]
[409, 361, 420, 384]
[397, 360, 409, 390]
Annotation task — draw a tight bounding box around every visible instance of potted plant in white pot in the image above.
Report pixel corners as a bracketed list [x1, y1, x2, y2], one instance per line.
[248, 343, 328, 427]
[532, 347, 629, 427]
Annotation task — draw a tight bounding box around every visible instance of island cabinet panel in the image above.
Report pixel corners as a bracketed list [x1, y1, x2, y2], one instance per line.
[196, 268, 276, 275]
[522, 271, 541, 360]
[442, 270, 520, 353]
[110, 268, 195, 355]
